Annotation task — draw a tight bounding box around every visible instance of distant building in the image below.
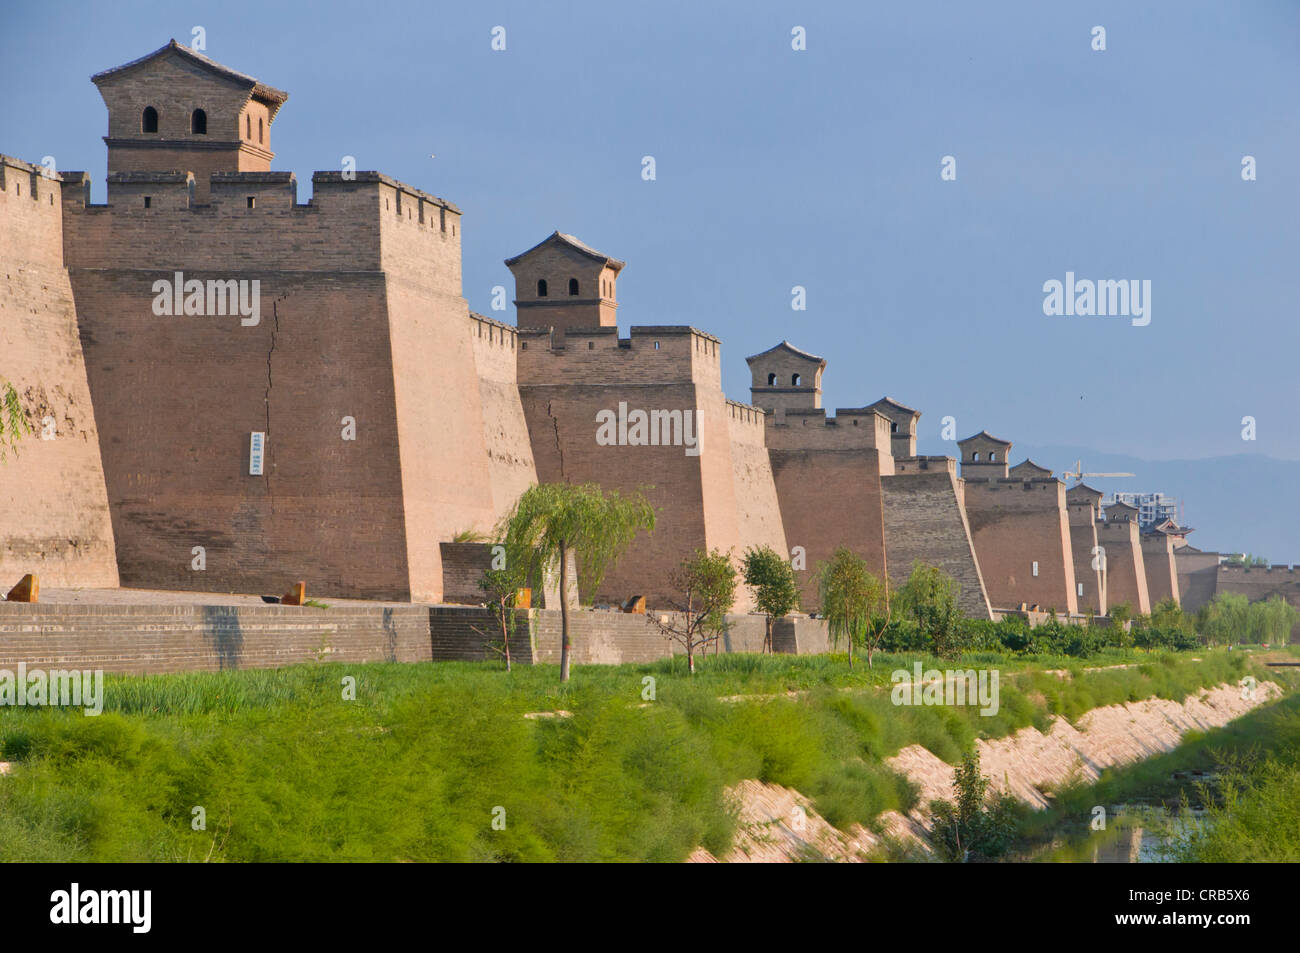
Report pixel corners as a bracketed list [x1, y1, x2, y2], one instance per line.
[1103, 491, 1178, 529]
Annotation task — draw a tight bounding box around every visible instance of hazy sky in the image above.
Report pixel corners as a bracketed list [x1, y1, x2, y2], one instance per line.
[3, 0, 1298, 466]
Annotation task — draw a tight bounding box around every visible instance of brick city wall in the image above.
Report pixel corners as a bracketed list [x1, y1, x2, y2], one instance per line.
[470, 312, 538, 523]
[1096, 519, 1150, 614]
[0, 603, 815, 674]
[1069, 515, 1106, 614]
[428, 607, 821, 665]
[963, 478, 1077, 614]
[0, 602, 433, 673]
[1175, 549, 1220, 613]
[880, 462, 992, 619]
[516, 327, 771, 611]
[0, 157, 119, 589]
[63, 171, 498, 602]
[764, 409, 891, 611]
[1213, 565, 1300, 640]
[726, 401, 790, 574]
[1141, 533, 1180, 607]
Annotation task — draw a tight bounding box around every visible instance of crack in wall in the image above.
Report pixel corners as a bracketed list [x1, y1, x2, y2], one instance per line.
[546, 399, 565, 481]
[263, 298, 284, 515]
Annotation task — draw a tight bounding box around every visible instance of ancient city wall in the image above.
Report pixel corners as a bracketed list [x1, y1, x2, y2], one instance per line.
[470, 313, 538, 524]
[1141, 533, 1180, 607]
[1096, 519, 1150, 614]
[0, 157, 118, 589]
[726, 400, 789, 569]
[379, 182, 498, 599]
[62, 171, 489, 601]
[1069, 516, 1106, 614]
[430, 607, 813, 664]
[1175, 549, 1220, 613]
[963, 478, 1077, 614]
[516, 327, 762, 610]
[0, 601, 434, 673]
[1214, 565, 1300, 639]
[880, 461, 992, 619]
[763, 409, 891, 610]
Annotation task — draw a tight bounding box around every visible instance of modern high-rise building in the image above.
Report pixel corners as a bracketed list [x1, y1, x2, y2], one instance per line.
[1102, 492, 1179, 530]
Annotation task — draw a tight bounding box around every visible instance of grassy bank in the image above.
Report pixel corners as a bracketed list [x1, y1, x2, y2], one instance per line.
[0, 648, 1269, 862]
[1011, 654, 1300, 862]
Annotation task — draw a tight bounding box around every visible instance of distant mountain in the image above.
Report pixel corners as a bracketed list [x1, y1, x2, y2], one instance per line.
[914, 442, 1300, 565]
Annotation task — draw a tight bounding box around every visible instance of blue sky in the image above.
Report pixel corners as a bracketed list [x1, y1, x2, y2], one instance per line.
[3, 0, 1298, 473]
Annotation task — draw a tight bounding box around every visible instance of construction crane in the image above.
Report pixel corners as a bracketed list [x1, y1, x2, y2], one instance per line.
[1061, 459, 1135, 485]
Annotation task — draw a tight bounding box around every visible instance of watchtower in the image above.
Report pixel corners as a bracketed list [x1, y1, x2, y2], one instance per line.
[504, 231, 623, 337]
[91, 40, 287, 202]
[958, 431, 1012, 479]
[868, 397, 920, 458]
[746, 341, 825, 416]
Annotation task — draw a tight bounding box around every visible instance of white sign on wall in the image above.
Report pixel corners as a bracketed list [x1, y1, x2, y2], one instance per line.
[250, 432, 265, 476]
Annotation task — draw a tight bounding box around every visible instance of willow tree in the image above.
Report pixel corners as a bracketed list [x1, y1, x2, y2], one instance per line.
[0, 382, 31, 463]
[502, 483, 655, 681]
[819, 547, 890, 669]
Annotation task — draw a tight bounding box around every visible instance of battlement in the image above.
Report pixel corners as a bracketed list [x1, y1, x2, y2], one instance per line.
[62, 169, 463, 280]
[726, 399, 767, 430]
[470, 310, 518, 346]
[963, 476, 1063, 489]
[892, 455, 957, 476]
[0, 154, 65, 212]
[516, 325, 722, 387]
[1, 154, 71, 273]
[764, 407, 892, 459]
[1218, 564, 1296, 574]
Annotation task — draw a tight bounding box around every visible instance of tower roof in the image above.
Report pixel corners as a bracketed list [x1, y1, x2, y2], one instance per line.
[1106, 499, 1140, 520]
[1009, 459, 1053, 478]
[957, 430, 1012, 448]
[745, 340, 826, 368]
[92, 39, 288, 121]
[1067, 482, 1104, 504]
[868, 396, 920, 419]
[504, 231, 625, 271]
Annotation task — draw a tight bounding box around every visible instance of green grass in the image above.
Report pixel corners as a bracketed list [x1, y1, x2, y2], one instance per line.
[1011, 673, 1300, 861]
[1159, 758, 1300, 862]
[0, 648, 1271, 862]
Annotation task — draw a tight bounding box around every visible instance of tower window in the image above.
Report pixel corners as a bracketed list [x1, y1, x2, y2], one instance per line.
[890, 422, 898, 433]
[568, 278, 579, 296]
[537, 279, 548, 297]
[767, 373, 776, 386]
[258, 117, 264, 143]
[246, 115, 251, 138]
[191, 109, 207, 134]
[973, 452, 980, 461]
[142, 106, 159, 133]
[247, 196, 256, 209]
[791, 373, 801, 386]
[143, 196, 151, 208]
[990, 452, 997, 462]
